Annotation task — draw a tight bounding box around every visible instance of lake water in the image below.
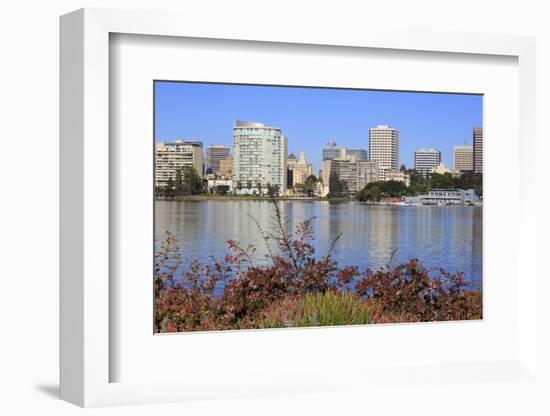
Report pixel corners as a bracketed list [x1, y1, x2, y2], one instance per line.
[155, 200, 483, 289]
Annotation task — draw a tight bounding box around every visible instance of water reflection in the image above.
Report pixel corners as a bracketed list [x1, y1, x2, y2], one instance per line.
[155, 200, 482, 288]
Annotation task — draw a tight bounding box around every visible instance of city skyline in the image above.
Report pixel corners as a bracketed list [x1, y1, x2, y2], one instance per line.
[154, 81, 483, 173]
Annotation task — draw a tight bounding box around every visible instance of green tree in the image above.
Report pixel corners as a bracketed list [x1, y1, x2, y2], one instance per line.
[453, 172, 483, 196]
[327, 172, 347, 199]
[356, 184, 382, 202]
[356, 180, 408, 201]
[174, 168, 184, 195]
[303, 175, 317, 197]
[266, 183, 280, 197]
[407, 169, 429, 195]
[430, 172, 455, 189]
[256, 182, 262, 195]
[179, 166, 203, 195]
[164, 176, 175, 198]
[382, 180, 408, 197]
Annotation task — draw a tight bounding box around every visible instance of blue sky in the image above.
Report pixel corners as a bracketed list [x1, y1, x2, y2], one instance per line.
[154, 81, 482, 173]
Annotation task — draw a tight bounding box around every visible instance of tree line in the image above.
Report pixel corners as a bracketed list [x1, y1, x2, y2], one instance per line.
[355, 171, 483, 202]
[156, 166, 203, 197]
[155, 166, 482, 201]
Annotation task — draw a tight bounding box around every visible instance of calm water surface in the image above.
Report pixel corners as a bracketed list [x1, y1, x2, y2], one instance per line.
[155, 200, 482, 289]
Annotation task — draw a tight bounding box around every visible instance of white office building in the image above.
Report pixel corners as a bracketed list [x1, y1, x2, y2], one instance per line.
[232, 121, 287, 196]
[369, 125, 399, 180]
[414, 148, 441, 176]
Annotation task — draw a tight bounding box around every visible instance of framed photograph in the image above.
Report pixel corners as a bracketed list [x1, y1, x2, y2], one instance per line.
[60, 8, 538, 407]
[152, 82, 484, 334]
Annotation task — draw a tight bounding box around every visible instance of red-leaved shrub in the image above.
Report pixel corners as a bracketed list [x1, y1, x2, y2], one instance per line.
[154, 199, 482, 332]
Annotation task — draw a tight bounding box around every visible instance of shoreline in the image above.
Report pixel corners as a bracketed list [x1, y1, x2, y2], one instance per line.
[155, 195, 482, 206]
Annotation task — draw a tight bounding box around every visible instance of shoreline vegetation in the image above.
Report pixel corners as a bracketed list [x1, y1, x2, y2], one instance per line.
[155, 194, 482, 205]
[155, 165, 482, 204]
[154, 199, 482, 333]
[157, 194, 337, 202]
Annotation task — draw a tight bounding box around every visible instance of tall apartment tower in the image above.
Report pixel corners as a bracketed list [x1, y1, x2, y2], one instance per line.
[473, 127, 483, 174]
[206, 144, 231, 175]
[453, 145, 474, 172]
[232, 121, 287, 196]
[369, 125, 399, 180]
[414, 148, 441, 177]
[322, 157, 378, 195]
[155, 140, 204, 188]
[171, 139, 204, 175]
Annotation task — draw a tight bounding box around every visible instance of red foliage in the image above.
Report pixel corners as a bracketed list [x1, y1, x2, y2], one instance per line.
[355, 260, 482, 322]
[154, 201, 482, 332]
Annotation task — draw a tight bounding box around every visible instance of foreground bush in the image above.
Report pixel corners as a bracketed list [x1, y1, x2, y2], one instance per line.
[155, 199, 482, 332]
[355, 260, 483, 323]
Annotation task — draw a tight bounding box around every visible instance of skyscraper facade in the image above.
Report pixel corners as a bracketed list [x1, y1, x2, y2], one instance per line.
[414, 148, 441, 177]
[369, 125, 399, 180]
[473, 127, 483, 174]
[206, 144, 230, 175]
[232, 121, 287, 196]
[453, 145, 474, 172]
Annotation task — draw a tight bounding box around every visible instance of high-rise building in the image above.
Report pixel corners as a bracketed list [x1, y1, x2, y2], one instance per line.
[232, 121, 287, 196]
[218, 156, 233, 177]
[171, 139, 204, 175]
[322, 141, 344, 160]
[323, 157, 379, 195]
[206, 144, 230, 175]
[329, 158, 358, 194]
[473, 127, 483, 174]
[287, 151, 313, 188]
[369, 125, 399, 180]
[155, 140, 204, 188]
[414, 148, 441, 177]
[347, 147, 369, 161]
[356, 160, 380, 191]
[453, 145, 474, 172]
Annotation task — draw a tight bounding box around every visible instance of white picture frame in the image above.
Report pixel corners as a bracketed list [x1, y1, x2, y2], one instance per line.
[60, 7, 538, 408]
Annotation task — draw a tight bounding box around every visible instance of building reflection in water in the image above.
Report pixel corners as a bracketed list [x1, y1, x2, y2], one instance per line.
[155, 200, 483, 288]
